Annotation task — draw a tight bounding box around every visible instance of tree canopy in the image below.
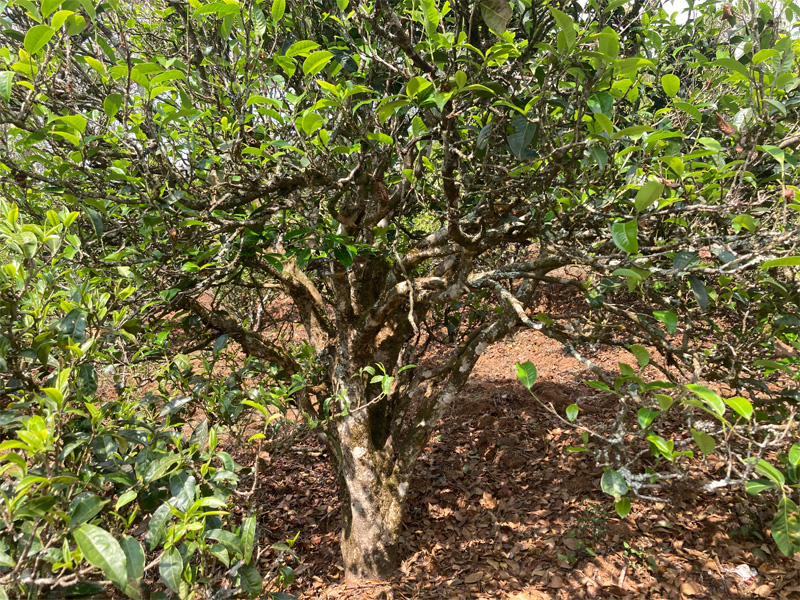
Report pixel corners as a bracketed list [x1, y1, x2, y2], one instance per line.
[1, 0, 799, 595]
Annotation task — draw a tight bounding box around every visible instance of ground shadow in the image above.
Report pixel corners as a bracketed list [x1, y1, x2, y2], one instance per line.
[250, 367, 798, 600]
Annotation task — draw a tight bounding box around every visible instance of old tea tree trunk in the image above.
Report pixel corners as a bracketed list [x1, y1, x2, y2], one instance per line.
[315, 265, 540, 580]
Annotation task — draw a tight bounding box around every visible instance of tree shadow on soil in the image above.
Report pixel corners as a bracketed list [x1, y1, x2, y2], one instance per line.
[253, 376, 799, 600]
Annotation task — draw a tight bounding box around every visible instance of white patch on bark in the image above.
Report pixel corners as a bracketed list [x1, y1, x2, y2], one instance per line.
[475, 341, 488, 355]
[398, 482, 408, 497]
[353, 446, 367, 459]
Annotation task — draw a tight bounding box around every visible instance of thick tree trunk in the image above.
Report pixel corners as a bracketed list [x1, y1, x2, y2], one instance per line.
[334, 412, 406, 581]
[339, 469, 404, 580]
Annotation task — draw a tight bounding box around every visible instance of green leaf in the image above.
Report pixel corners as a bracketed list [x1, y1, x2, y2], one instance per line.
[238, 563, 263, 597]
[752, 49, 779, 64]
[597, 27, 619, 60]
[613, 125, 654, 139]
[303, 51, 333, 77]
[73, 524, 128, 588]
[725, 396, 753, 420]
[51, 9, 74, 29]
[515, 361, 537, 389]
[772, 496, 800, 557]
[764, 98, 787, 116]
[714, 57, 750, 79]
[301, 112, 323, 136]
[206, 529, 245, 556]
[285, 40, 320, 58]
[242, 514, 257, 564]
[145, 504, 173, 550]
[251, 6, 267, 36]
[42, 0, 63, 17]
[653, 310, 678, 334]
[673, 101, 702, 122]
[762, 256, 800, 269]
[25, 25, 55, 55]
[333, 245, 355, 268]
[629, 344, 650, 368]
[69, 492, 107, 529]
[566, 404, 579, 422]
[55, 114, 87, 133]
[420, 0, 440, 36]
[600, 469, 629, 501]
[271, 0, 285, 23]
[755, 459, 785, 487]
[103, 93, 123, 120]
[143, 454, 181, 483]
[610, 220, 638, 253]
[690, 429, 715, 455]
[760, 144, 785, 166]
[120, 536, 145, 581]
[480, 0, 512, 34]
[549, 8, 575, 51]
[745, 479, 776, 495]
[654, 394, 673, 411]
[635, 180, 664, 212]
[688, 276, 708, 311]
[0, 71, 13, 103]
[697, 137, 723, 152]
[685, 384, 725, 416]
[115, 490, 137, 510]
[159, 547, 183, 593]
[65, 14, 85, 36]
[507, 115, 537, 158]
[789, 444, 800, 467]
[615, 498, 631, 518]
[661, 74, 680, 97]
[637, 408, 659, 429]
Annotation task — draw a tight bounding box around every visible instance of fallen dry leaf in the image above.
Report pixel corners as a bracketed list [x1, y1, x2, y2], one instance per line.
[548, 575, 564, 589]
[754, 584, 772, 597]
[464, 571, 484, 584]
[680, 581, 700, 596]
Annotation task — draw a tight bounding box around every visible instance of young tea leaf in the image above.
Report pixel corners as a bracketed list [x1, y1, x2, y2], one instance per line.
[515, 361, 537, 389]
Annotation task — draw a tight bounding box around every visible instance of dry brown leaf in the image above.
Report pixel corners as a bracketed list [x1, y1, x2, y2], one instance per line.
[715, 112, 737, 136]
[754, 584, 772, 597]
[680, 581, 700, 596]
[548, 575, 564, 589]
[464, 571, 484, 584]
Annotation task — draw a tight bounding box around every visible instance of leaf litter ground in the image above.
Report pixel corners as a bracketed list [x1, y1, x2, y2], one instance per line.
[241, 327, 800, 600]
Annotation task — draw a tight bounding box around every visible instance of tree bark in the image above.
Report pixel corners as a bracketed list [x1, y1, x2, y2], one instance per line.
[334, 412, 406, 581]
